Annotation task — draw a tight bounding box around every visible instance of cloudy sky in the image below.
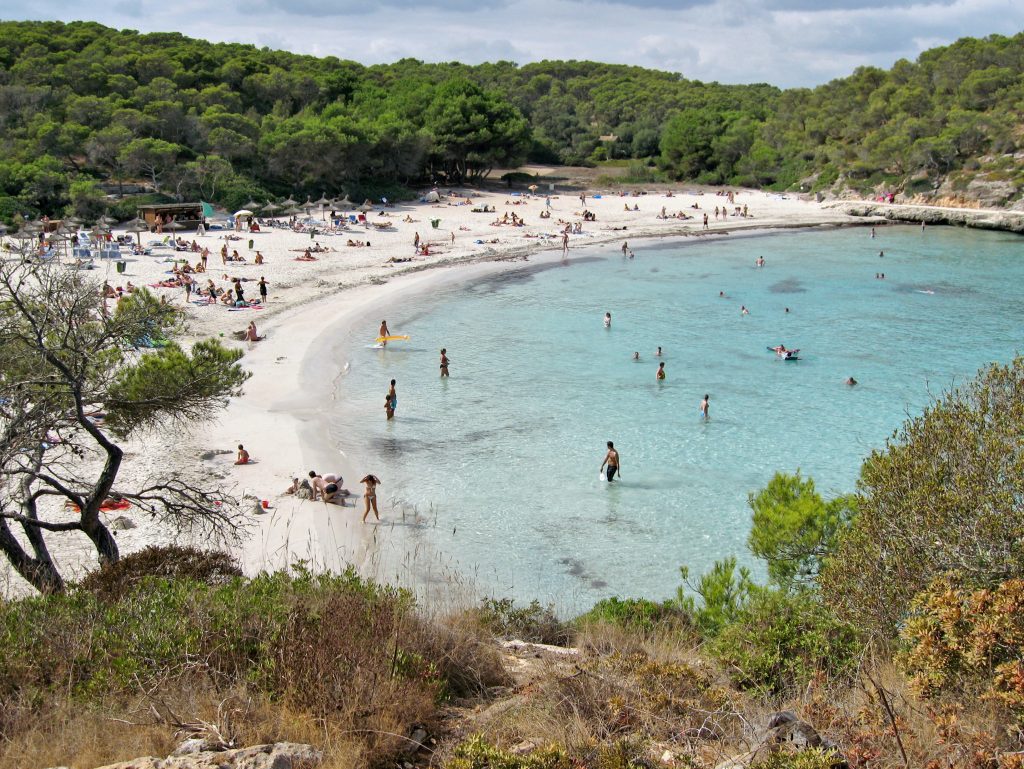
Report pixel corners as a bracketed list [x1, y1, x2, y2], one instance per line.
[5, 0, 1024, 87]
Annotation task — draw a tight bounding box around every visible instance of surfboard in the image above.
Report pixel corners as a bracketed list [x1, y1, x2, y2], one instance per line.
[375, 334, 410, 342]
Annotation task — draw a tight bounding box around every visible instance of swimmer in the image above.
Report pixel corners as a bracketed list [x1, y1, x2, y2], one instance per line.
[632, 351, 640, 361]
[845, 377, 858, 386]
[785, 307, 790, 313]
[604, 312, 611, 328]
[879, 250, 884, 257]
[700, 394, 710, 421]
[719, 291, 725, 298]
[440, 348, 450, 377]
[740, 305, 749, 316]
[600, 441, 620, 482]
[870, 227, 876, 239]
[655, 346, 662, 357]
[360, 474, 381, 522]
[388, 379, 397, 416]
[656, 362, 666, 380]
[756, 256, 765, 267]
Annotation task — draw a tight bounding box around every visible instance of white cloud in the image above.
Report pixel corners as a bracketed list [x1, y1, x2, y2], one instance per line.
[3, 0, 1023, 87]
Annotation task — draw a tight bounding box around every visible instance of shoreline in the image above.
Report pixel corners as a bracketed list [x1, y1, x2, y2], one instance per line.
[0, 187, 920, 595]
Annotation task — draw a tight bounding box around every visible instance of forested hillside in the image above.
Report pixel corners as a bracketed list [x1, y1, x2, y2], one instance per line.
[0, 20, 1022, 222]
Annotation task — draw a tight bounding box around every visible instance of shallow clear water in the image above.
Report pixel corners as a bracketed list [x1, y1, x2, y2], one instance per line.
[328, 225, 1024, 610]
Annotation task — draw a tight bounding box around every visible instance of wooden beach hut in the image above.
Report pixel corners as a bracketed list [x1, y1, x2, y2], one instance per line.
[137, 202, 205, 231]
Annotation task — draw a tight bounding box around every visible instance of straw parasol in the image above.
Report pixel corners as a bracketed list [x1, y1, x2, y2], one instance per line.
[164, 220, 185, 232]
[125, 221, 149, 246]
[243, 199, 262, 210]
[282, 207, 303, 216]
[358, 202, 374, 213]
[281, 197, 299, 207]
[262, 201, 282, 214]
[335, 195, 353, 209]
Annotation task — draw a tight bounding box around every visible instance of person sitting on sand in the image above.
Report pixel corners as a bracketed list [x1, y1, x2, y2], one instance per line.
[283, 477, 300, 495]
[194, 260, 205, 273]
[235, 444, 250, 465]
[245, 321, 263, 342]
[220, 291, 234, 306]
[254, 251, 264, 265]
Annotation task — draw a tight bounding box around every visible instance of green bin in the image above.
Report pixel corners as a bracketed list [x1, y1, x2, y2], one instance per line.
[115, 260, 126, 274]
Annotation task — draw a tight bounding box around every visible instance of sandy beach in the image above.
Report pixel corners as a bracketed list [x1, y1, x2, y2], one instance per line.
[1, 187, 866, 596]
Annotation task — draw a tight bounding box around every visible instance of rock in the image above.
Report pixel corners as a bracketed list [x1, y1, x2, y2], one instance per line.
[94, 741, 322, 769]
[510, 740, 538, 755]
[403, 726, 428, 756]
[765, 718, 822, 749]
[661, 749, 676, 764]
[172, 738, 223, 756]
[766, 710, 797, 729]
[109, 516, 136, 531]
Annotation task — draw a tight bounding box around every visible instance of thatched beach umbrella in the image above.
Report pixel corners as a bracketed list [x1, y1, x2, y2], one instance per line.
[243, 199, 262, 211]
[281, 197, 299, 207]
[336, 195, 353, 208]
[262, 202, 282, 214]
[358, 202, 374, 213]
[99, 215, 118, 225]
[164, 220, 185, 232]
[125, 221, 149, 246]
[282, 207, 302, 216]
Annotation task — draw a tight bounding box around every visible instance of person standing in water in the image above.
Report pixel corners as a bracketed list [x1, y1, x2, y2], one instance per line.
[360, 474, 381, 522]
[439, 348, 450, 377]
[700, 394, 710, 421]
[388, 379, 397, 415]
[600, 441, 620, 482]
[604, 312, 612, 328]
[657, 361, 666, 380]
[379, 319, 390, 345]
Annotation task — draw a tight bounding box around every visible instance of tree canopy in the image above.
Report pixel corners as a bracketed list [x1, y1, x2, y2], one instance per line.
[0, 21, 1022, 221]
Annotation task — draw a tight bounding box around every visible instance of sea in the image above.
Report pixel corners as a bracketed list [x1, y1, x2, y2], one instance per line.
[325, 224, 1023, 612]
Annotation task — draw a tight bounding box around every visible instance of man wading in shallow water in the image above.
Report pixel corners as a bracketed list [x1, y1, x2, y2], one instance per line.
[600, 441, 620, 482]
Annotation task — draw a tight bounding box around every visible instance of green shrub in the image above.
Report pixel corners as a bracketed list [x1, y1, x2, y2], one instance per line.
[447, 735, 571, 769]
[472, 598, 570, 645]
[78, 545, 243, 601]
[753, 748, 840, 769]
[575, 596, 688, 633]
[710, 590, 860, 696]
[676, 556, 757, 636]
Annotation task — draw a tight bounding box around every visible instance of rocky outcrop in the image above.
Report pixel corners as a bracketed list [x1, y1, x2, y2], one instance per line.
[713, 711, 846, 769]
[93, 742, 322, 769]
[827, 201, 1024, 233]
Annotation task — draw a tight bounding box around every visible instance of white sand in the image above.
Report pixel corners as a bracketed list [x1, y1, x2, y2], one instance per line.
[1, 187, 865, 595]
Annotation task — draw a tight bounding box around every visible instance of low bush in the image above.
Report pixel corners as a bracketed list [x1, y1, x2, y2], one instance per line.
[471, 598, 570, 646]
[710, 590, 860, 696]
[447, 735, 571, 769]
[575, 596, 688, 634]
[78, 545, 243, 601]
[0, 566, 506, 764]
[899, 575, 1024, 720]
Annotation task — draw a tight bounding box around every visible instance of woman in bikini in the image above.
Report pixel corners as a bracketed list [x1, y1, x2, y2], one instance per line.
[360, 474, 381, 522]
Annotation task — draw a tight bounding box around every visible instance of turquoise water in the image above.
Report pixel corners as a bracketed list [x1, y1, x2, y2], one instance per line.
[329, 225, 1023, 609]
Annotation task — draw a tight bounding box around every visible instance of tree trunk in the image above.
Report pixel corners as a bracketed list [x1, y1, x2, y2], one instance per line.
[0, 518, 66, 593]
